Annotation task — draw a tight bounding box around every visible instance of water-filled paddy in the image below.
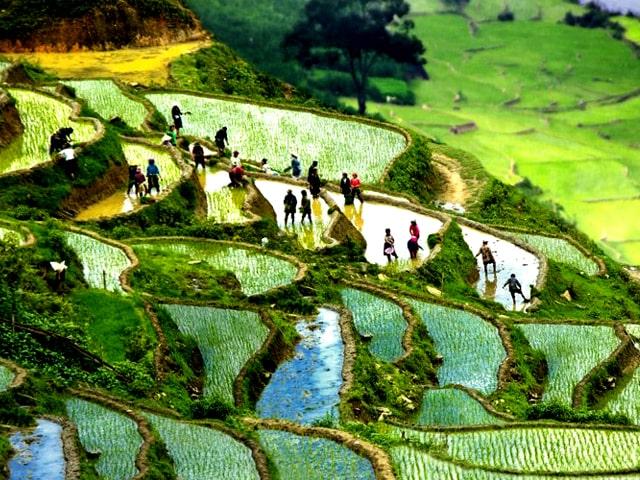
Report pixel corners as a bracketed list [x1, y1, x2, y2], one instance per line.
[200, 169, 250, 222]
[257, 308, 343, 424]
[327, 191, 443, 267]
[256, 178, 332, 249]
[9, 419, 65, 480]
[461, 226, 540, 310]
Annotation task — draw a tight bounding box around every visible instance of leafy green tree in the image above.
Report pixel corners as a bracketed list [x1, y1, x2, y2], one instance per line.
[283, 0, 425, 114]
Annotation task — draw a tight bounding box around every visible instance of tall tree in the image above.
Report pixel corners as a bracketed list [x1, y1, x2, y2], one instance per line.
[283, 0, 425, 114]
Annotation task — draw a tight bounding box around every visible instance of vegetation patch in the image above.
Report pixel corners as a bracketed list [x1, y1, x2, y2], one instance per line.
[203, 170, 251, 223]
[409, 299, 506, 395]
[146, 414, 260, 480]
[416, 388, 504, 427]
[341, 288, 407, 362]
[0, 364, 14, 392]
[66, 398, 142, 480]
[520, 323, 619, 406]
[258, 429, 376, 480]
[161, 304, 268, 404]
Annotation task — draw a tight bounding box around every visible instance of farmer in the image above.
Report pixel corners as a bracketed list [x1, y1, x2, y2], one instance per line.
[340, 172, 351, 199]
[407, 235, 423, 260]
[409, 220, 420, 240]
[384, 228, 399, 263]
[192, 142, 205, 171]
[49, 127, 73, 154]
[308, 167, 321, 199]
[476, 240, 496, 275]
[215, 127, 228, 156]
[59, 145, 77, 179]
[503, 273, 529, 307]
[290, 154, 301, 179]
[300, 189, 312, 225]
[146, 158, 161, 195]
[161, 125, 177, 147]
[127, 165, 138, 195]
[171, 104, 189, 136]
[134, 167, 147, 197]
[350, 173, 364, 204]
[228, 159, 245, 187]
[307, 160, 319, 180]
[283, 189, 297, 226]
[261, 158, 277, 176]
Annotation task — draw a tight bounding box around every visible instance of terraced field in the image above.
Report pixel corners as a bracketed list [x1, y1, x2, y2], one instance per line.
[201, 169, 251, 222]
[132, 240, 298, 296]
[64, 231, 131, 293]
[520, 323, 620, 405]
[258, 429, 376, 480]
[146, 414, 260, 480]
[63, 80, 148, 129]
[341, 288, 407, 362]
[162, 304, 268, 403]
[0, 365, 13, 392]
[410, 300, 506, 394]
[416, 388, 504, 426]
[146, 92, 407, 182]
[8, 419, 65, 480]
[66, 399, 142, 480]
[0, 88, 97, 174]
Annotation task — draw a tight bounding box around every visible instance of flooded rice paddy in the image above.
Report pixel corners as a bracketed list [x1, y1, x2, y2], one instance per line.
[9, 419, 65, 480]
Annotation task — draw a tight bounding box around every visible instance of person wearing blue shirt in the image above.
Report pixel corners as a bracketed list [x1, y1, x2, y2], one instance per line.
[146, 158, 161, 195]
[291, 153, 301, 179]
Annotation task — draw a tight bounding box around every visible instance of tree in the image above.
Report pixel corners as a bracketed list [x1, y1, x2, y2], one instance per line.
[283, 0, 425, 114]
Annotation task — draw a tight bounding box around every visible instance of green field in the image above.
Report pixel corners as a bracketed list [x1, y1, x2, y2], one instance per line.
[146, 92, 407, 182]
[132, 240, 298, 296]
[122, 141, 181, 187]
[520, 324, 620, 405]
[64, 231, 131, 293]
[410, 300, 506, 394]
[258, 429, 375, 480]
[357, 10, 640, 265]
[0, 365, 13, 391]
[201, 169, 251, 223]
[161, 304, 268, 403]
[0, 88, 96, 174]
[341, 288, 407, 362]
[146, 414, 260, 479]
[63, 80, 148, 129]
[66, 398, 142, 480]
[416, 388, 504, 426]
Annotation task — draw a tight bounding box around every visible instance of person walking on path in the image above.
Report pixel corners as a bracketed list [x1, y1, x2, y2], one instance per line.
[476, 240, 496, 275]
[407, 235, 423, 260]
[289, 154, 301, 179]
[215, 127, 229, 156]
[340, 172, 352, 202]
[134, 167, 147, 198]
[59, 145, 77, 179]
[308, 167, 321, 199]
[300, 189, 312, 225]
[503, 273, 529, 308]
[409, 220, 420, 240]
[307, 160, 319, 180]
[192, 142, 206, 171]
[146, 158, 161, 195]
[171, 104, 189, 136]
[284, 189, 297, 226]
[350, 173, 364, 204]
[127, 165, 138, 195]
[384, 228, 398, 263]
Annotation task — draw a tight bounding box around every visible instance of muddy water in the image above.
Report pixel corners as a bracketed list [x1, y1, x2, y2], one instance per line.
[257, 309, 343, 424]
[461, 226, 540, 311]
[199, 169, 250, 223]
[256, 179, 332, 250]
[327, 192, 443, 267]
[9, 419, 65, 480]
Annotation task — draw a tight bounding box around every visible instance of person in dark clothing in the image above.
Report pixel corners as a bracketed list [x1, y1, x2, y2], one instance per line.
[384, 228, 398, 263]
[284, 189, 297, 226]
[300, 189, 312, 225]
[476, 240, 496, 275]
[134, 168, 147, 197]
[127, 165, 138, 195]
[289, 154, 301, 179]
[49, 127, 73, 154]
[308, 167, 321, 199]
[407, 235, 424, 260]
[146, 158, 161, 195]
[171, 104, 189, 136]
[192, 142, 205, 170]
[307, 160, 318, 180]
[503, 274, 529, 307]
[340, 172, 351, 196]
[215, 127, 229, 156]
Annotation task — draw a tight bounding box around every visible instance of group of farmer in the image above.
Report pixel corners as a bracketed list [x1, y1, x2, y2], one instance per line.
[49, 127, 77, 179]
[127, 158, 162, 198]
[476, 240, 529, 306]
[383, 220, 424, 263]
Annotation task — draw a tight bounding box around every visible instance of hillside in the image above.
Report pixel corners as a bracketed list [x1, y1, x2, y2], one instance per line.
[0, 0, 206, 52]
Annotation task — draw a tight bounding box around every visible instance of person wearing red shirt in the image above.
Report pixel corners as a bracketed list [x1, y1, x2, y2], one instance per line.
[409, 220, 420, 240]
[350, 173, 364, 204]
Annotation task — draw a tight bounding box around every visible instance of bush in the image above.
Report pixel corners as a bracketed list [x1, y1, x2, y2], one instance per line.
[498, 8, 515, 21]
[526, 401, 630, 425]
[191, 396, 235, 419]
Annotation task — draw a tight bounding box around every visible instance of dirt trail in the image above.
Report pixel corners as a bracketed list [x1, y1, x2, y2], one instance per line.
[432, 153, 472, 207]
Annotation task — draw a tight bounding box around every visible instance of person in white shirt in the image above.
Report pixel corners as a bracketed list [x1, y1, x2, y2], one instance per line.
[59, 147, 77, 179]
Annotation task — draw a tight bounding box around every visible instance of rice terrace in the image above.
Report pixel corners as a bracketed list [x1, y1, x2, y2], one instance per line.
[0, 0, 639, 479]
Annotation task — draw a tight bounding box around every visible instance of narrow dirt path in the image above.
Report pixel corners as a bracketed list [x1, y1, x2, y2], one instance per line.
[432, 153, 473, 207]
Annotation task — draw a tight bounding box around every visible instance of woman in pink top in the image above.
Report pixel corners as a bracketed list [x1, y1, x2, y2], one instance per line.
[350, 173, 364, 204]
[409, 220, 420, 240]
